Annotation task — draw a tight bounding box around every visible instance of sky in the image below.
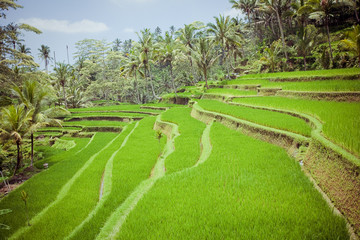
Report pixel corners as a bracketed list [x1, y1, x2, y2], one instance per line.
[5, 0, 244, 70]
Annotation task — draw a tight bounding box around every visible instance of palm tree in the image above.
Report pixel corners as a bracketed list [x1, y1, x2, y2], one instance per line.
[296, 24, 319, 70]
[12, 80, 57, 166]
[207, 15, 236, 66]
[298, 0, 350, 62]
[0, 105, 33, 174]
[340, 25, 360, 67]
[136, 29, 159, 99]
[158, 31, 182, 95]
[259, 0, 291, 61]
[177, 22, 204, 83]
[229, 0, 257, 26]
[121, 48, 143, 103]
[18, 44, 31, 54]
[38, 45, 51, 73]
[54, 63, 71, 108]
[260, 39, 283, 72]
[192, 38, 220, 89]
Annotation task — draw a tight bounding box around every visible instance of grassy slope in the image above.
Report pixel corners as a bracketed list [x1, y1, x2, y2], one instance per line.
[69, 105, 162, 113]
[206, 88, 258, 96]
[62, 120, 127, 127]
[117, 123, 348, 239]
[233, 97, 360, 156]
[15, 132, 124, 240]
[67, 117, 165, 240]
[226, 79, 360, 92]
[237, 68, 360, 79]
[160, 107, 206, 173]
[224, 79, 360, 92]
[69, 112, 148, 118]
[0, 134, 114, 240]
[197, 99, 312, 137]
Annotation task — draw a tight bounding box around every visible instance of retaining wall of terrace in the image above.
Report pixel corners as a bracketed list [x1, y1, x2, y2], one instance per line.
[277, 91, 360, 102]
[191, 103, 308, 158]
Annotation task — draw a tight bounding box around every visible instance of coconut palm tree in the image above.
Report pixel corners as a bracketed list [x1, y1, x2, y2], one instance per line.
[0, 105, 33, 174]
[158, 31, 182, 95]
[18, 44, 31, 54]
[136, 29, 159, 99]
[229, 0, 257, 26]
[296, 24, 320, 70]
[298, 0, 350, 62]
[207, 15, 236, 66]
[259, 0, 291, 61]
[11, 80, 62, 166]
[177, 22, 204, 83]
[340, 25, 360, 67]
[192, 38, 220, 89]
[54, 63, 71, 108]
[38, 45, 51, 73]
[121, 48, 143, 103]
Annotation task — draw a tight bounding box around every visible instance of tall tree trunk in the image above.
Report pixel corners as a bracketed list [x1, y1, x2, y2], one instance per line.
[169, 63, 177, 97]
[30, 133, 34, 167]
[325, 17, 334, 63]
[148, 64, 159, 99]
[275, 10, 289, 61]
[13, 141, 21, 175]
[354, 1, 360, 23]
[62, 84, 68, 108]
[204, 68, 209, 89]
[303, 55, 307, 71]
[188, 53, 197, 84]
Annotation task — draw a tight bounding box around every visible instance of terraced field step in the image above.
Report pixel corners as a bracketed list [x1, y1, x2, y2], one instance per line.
[66, 116, 143, 122]
[70, 110, 159, 116]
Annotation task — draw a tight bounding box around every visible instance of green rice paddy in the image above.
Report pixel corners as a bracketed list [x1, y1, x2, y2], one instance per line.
[1, 69, 358, 239]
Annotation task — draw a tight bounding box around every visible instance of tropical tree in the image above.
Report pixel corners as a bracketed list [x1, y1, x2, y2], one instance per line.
[177, 21, 204, 83]
[54, 63, 71, 108]
[298, 0, 350, 62]
[38, 45, 51, 73]
[260, 39, 283, 72]
[158, 31, 182, 95]
[340, 25, 360, 67]
[229, 0, 257, 26]
[0, 105, 33, 174]
[208, 15, 236, 66]
[295, 24, 319, 70]
[192, 38, 220, 89]
[11, 80, 63, 166]
[136, 29, 159, 99]
[18, 44, 31, 54]
[259, 0, 291, 61]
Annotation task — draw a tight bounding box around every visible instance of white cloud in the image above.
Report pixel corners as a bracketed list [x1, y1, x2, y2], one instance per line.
[123, 28, 135, 33]
[18, 18, 109, 34]
[223, 8, 245, 19]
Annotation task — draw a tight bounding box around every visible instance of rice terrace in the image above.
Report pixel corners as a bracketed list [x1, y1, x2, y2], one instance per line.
[1, 0, 360, 239]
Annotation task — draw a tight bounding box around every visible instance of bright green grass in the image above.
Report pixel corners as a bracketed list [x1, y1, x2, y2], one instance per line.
[197, 99, 312, 137]
[15, 130, 128, 240]
[160, 108, 206, 173]
[233, 97, 360, 156]
[34, 132, 62, 137]
[224, 79, 360, 92]
[237, 68, 360, 79]
[69, 104, 162, 113]
[62, 120, 127, 127]
[38, 127, 82, 131]
[142, 102, 179, 108]
[67, 117, 165, 240]
[0, 134, 114, 240]
[206, 88, 258, 96]
[70, 112, 148, 118]
[117, 123, 348, 239]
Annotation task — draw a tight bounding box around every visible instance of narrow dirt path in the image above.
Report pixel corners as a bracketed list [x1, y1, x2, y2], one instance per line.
[65, 123, 139, 240]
